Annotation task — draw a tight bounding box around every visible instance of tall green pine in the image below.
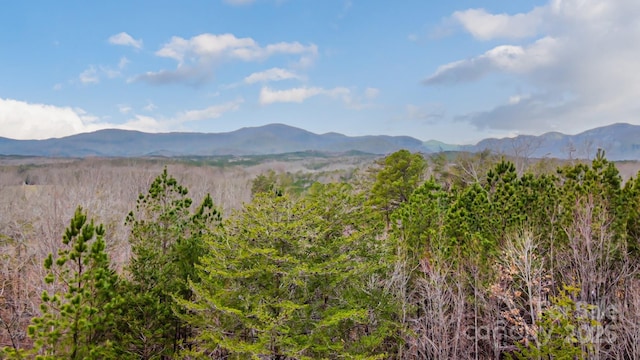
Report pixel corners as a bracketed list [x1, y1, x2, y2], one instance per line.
[114, 168, 220, 359]
[184, 183, 400, 359]
[3, 207, 118, 359]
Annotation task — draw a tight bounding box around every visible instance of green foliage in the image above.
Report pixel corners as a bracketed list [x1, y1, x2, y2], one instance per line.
[115, 167, 221, 359]
[185, 183, 400, 359]
[511, 286, 599, 360]
[557, 150, 623, 234]
[622, 174, 640, 256]
[250, 169, 280, 197]
[3, 207, 119, 359]
[250, 170, 318, 198]
[7, 151, 640, 359]
[392, 178, 452, 277]
[369, 150, 426, 226]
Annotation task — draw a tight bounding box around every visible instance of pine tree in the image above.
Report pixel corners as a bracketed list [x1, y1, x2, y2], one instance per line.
[369, 150, 426, 227]
[114, 168, 221, 359]
[184, 183, 400, 359]
[3, 207, 118, 359]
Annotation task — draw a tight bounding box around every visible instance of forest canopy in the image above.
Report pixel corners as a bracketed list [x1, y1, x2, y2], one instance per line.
[1, 150, 640, 359]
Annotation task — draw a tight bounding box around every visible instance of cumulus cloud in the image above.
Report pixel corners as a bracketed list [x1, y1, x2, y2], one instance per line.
[157, 33, 317, 63]
[259, 86, 349, 105]
[426, 0, 640, 134]
[424, 36, 559, 85]
[0, 98, 168, 139]
[0, 98, 112, 139]
[452, 7, 545, 40]
[0, 98, 243, 140]
[108, 32, 143, 49]
[244, 68, 302, 84]
[135, 33, 317, 86]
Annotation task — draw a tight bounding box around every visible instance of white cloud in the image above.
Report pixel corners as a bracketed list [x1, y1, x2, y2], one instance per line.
[424, 36, 559, 85]
[427, 0, 640, 134]
[157, 33, 317, 63]
[177, 100, 243, 122]
[108, 32, 143, 49]
[117, 115, 166, 133]
[135, 33, 318, 85]
[0, 98, 168, 139]
[79, 66, 99, 84]
[0, 97, 243, 140]
[259, 86, 349, 105]
[0, 98, 112, 139]
[260, 87, 323, 104]
[244, 68, 301, 84]
[452, 7, 545, 40]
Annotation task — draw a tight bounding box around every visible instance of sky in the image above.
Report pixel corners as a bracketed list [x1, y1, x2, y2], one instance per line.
[1, 0, 639, 144]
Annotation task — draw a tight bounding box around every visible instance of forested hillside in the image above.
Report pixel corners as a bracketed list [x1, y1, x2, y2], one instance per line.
[1, 150, 640, 359]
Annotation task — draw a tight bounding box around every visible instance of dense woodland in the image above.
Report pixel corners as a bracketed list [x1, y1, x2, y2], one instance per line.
[1, 150, 640, 359]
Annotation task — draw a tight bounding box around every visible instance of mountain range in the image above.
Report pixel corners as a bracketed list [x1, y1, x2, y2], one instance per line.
[1, 123, 639, 160]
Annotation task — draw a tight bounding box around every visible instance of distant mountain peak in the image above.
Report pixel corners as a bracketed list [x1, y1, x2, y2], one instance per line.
[0, 124, 426, 157]
[469, 122, 640, 160]
[1, 122, 639, 160]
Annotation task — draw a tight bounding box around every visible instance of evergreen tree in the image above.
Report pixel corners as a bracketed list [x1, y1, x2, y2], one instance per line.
[369, 150, 426, 227]
[3, 207, 118, 359]
[250, 170, 279, 197]
[115, 168, 221, 359]
[184, 183, 400, 359]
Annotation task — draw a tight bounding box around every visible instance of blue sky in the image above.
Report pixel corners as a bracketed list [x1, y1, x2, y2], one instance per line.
[1, 0, 638, 144]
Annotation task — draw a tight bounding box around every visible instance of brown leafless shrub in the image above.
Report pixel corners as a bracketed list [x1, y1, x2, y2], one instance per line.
[559, 195, 640, 358]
